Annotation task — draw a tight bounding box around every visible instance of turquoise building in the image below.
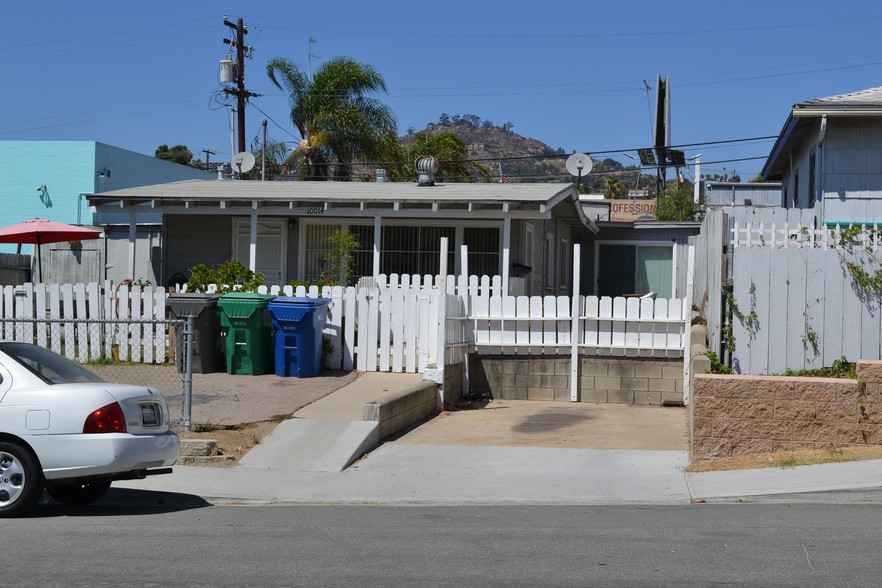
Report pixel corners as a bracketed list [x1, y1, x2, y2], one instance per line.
[0, 141, 213, 284]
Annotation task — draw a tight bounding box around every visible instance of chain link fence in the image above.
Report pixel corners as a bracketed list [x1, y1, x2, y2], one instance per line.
[0, 317, 196, 430]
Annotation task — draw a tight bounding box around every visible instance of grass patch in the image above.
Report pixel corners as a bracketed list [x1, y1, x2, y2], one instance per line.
[687, 445, 882, 473]
[781, 356, 857, 379]
[192, 421, 218, 433]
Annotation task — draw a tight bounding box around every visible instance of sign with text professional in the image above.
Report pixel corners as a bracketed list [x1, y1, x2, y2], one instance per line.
[609, 199, 656, 222]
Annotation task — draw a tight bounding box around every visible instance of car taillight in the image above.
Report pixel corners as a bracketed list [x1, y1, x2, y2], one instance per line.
[83, 402, 127, 434]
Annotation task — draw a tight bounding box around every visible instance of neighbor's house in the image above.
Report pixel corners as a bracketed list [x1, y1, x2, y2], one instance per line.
[761, 85, 882, 225]
[692, 85, 882, 376]
[578, 195, 699, 300]
[0, 141, 213, 284]
[88, 176, 598, 294]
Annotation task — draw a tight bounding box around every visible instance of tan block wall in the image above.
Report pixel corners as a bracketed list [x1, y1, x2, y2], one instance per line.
[691, 361, 882, 458]
[468, 356, 683, 405]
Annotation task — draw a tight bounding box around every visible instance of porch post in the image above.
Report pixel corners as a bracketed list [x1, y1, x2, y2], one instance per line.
[373, 214, 381, 278]
[431, 237, 449, 410]
[570, 244, 581, 402]
[128, 210, 138, 280]
[502, 216, 511, 294]
[248, 204, 258, 273]
[460, 242, 470, 396]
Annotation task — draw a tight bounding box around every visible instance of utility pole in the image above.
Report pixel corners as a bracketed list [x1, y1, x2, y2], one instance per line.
[202, 149, 216, 171]
[261, 119, 267, 181]
[222, 17, 258, 154]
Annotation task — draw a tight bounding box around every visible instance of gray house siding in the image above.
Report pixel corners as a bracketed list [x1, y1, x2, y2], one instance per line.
[821, 118, 882, 224]
[165, 215, 233, 283]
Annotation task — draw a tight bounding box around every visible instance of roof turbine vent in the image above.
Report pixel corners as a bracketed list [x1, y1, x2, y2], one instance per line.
[415, 155, 439, 186]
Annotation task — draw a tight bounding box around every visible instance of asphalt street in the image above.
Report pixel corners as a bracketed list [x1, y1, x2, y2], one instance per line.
[11, 502, 882, 587]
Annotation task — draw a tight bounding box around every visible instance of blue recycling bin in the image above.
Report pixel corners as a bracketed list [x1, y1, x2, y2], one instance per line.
[268, 297, 330, 378]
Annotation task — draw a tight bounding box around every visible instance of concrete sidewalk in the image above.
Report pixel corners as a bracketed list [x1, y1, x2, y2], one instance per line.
[116, 372, 882, 505]
[118, 442, 882, 505]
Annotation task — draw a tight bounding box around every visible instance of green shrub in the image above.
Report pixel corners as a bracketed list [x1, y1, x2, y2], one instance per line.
[186, 260, 265, 293]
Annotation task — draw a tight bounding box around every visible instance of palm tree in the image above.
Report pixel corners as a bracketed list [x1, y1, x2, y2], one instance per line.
[603, 176, 628, 199]
[266, 56, 397, 180]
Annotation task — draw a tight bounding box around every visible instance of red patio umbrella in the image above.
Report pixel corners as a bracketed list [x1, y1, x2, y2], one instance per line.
[0, 218, 101, 282]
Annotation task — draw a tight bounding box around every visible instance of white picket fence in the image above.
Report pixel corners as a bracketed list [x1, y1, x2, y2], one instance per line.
[0, 274, 686, 371]
[0, 281, 170, 364]
[469, 293, 685, 356]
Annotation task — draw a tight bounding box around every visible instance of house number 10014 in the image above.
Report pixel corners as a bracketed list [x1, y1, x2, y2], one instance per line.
[306, 207, 324, 215]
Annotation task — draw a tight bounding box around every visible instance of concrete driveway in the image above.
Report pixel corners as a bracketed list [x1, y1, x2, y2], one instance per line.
[393, 399, 689, 451]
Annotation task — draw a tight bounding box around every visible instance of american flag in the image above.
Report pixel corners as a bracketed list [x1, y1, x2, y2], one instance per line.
[499, 163, 508, 183]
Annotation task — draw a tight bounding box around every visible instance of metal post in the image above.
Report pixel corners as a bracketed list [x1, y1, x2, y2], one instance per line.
[181, 315, 195, 431]
[570, 244, 581, 401]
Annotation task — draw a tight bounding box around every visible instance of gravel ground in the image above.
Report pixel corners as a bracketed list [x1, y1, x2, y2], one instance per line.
[88, 364, 361, 429]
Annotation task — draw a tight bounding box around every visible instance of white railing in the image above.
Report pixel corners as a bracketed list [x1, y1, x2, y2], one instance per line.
[732, 221, 882, 250]
[469, 294, 685, 356]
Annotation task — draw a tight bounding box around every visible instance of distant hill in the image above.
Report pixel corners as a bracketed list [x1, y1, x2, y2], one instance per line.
[402, 115, 638, 190]
[403, 117, 568, 183]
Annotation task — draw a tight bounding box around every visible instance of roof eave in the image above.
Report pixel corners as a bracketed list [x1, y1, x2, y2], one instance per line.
[761, 114, 802, 180]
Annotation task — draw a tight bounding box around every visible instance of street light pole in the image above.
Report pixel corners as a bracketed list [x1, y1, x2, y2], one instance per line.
[690, 154, 703, 204]
[622, 152, 641, 202]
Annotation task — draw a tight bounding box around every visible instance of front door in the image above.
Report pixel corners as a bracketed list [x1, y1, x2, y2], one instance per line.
[232, 218, 287, 285]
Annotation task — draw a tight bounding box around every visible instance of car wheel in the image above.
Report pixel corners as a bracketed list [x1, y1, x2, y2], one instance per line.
[46, 480, 112, 506]
[0, 442, 43, 517]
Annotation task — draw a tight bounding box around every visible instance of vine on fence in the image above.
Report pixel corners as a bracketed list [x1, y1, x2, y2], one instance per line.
[835, 225, 882, 300]
[723, 282, 759, 355]
[801, 309, 820, 358]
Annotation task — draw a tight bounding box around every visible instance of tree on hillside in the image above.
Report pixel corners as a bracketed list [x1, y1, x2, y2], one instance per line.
[266, 56, 397, 180]
[155, 144, 193, 166]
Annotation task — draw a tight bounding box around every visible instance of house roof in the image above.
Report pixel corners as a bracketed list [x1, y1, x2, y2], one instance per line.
[87, 178, 597, 231]
[762, 86, 882, 179]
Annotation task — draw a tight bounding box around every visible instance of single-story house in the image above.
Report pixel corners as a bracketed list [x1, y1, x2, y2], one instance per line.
[88, 175, 598, 295]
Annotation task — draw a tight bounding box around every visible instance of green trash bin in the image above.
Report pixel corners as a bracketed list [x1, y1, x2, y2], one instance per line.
[217, 292, 276, 375]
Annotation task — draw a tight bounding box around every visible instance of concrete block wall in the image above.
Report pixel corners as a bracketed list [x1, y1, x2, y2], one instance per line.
[444, 362, 464, 407]
[468, 355, 683, 405]
[363, 381, 438, 439]
[692, 361, 882, 459]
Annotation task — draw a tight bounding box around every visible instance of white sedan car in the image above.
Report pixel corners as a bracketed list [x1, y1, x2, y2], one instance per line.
[0, 341, 179, 516]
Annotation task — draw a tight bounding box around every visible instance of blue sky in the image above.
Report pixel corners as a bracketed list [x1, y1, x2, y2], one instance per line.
[4, 1, 882, 181]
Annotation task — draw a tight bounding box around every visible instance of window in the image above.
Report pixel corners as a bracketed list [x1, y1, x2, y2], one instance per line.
[808, 151, 816, 209]
[545, 232, 555, 291]
[558, 239, 569, 289]
[304, 224, 342, 282]
[463, 227, 499, 277]
[793, 171, 800, 207]
[596, 243, 673, 298]
[381, 225, 455, 277]
[524, 223, 534, 295]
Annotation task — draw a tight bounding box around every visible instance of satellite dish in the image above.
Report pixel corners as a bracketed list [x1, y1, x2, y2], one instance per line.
[232, 152, 256, 174]
[566, 153, 593, 178]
